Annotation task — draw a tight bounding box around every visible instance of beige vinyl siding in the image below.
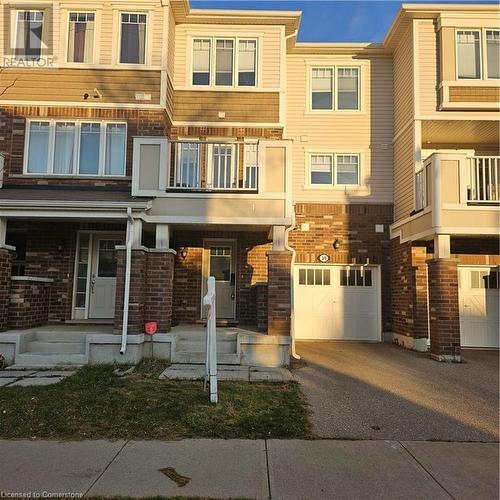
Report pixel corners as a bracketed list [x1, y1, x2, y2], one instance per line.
[393, 24, 414, 133]
[99, 3, 114, 65]
[393, 123, 415, 221]
[167, 7, 176, 79]
[418, 20, 439, 115]
[173, 24, 281, 88]
[150, 4, 164, 67]
[286, 54, 393, 204]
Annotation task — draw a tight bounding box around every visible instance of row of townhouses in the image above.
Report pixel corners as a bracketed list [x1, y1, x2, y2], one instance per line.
[0, 0, 498, 367]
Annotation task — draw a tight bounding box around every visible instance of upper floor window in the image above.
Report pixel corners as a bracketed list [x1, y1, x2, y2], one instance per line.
[15, 10, 44, 60]
[456, 29, 500, 80]
[120, 13, 146, 64]
[24, 120, 127, 177]
[67, 12, 95, 63]
[310, 66, 360, 111]
[191, 37, 258, 87]
[486, 30, 499, 79]
[308, 153, 360, 187]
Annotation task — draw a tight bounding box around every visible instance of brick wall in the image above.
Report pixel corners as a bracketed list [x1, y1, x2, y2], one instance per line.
[0, 247, 13, 331]
[267, 251, 292, 336]
[289, 203, 394, 332]
[8, 279, 51, 329]
[168, 126, 283, 140]
[0, 106, 167, 187]
[427, 258, 461, 361]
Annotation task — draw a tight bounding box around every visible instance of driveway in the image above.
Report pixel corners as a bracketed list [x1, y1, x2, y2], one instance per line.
[293, 342, 499, 441]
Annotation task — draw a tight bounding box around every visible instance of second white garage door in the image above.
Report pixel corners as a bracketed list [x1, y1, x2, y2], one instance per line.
[294, 265, 381, 341]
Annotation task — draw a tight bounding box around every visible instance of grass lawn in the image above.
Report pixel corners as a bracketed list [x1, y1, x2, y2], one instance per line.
[0, 359, 310, 440]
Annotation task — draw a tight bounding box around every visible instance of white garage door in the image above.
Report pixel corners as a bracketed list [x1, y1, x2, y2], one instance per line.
[294, 265, 381, 341]
[459, 266, 499, 348]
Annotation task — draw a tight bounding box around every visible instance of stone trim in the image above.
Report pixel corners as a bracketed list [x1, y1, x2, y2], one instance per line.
[11, 276, 54, 283]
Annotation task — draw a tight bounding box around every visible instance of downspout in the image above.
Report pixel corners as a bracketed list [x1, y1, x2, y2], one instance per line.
[120, 207, 134, 355]
[284, 206, 300, 360]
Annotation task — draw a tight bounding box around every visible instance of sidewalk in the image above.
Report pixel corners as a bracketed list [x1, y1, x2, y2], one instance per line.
[0, 439, 498, 499]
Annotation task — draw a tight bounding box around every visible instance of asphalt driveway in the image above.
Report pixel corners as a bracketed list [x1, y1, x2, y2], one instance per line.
[293, 342, 499, 441]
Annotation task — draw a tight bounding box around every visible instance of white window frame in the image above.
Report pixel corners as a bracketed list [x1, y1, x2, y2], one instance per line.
[484, 28, 500, 80]
[118, 11, 148, 66]
[65, 11, 97, 64]
[308, 66, 362, 113]
[455, 28, 483, 80]
[306, 151, 361, 189]
[190, 36, 259, 89]
[12, 9, 46, 61]
[23, 119, 127, 177]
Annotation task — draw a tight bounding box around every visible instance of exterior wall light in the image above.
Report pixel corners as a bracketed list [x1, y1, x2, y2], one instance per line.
[179, 247, 188, 259]
[333, 239, 341, 250]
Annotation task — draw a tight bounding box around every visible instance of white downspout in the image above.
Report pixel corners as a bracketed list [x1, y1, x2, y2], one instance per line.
[284, 207, 300, 360]
[120, 207, 134, 355]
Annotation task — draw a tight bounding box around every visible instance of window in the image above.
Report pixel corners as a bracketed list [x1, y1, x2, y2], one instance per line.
[215, 39, 234, 86]
[68, 12, 95, 63]
[309, 153, 360, 187]
[175, 143, 199, 187]
[25, 120, 127, 177]
[337, 68, 359, 110]
[470, 269, 500, 289]
[340, 267, 372, 287]
[311, 68, 333, 110]
[298, 268, 331, 286]
[74, 233, 90, 308]
[192, 39, 211, 85]
[238, 40, 256, 86]
[310, 154, 333, 185]
[15, 10, 44, 60]
[192, 37, 258, 87]
[211, 144, 235, 188]
[486, 30, 500, 79]
[457, 30, 481, 79]
[336, 155, 359, 185]
[244, 143, 258, 189]
[120, 13, 146, 64]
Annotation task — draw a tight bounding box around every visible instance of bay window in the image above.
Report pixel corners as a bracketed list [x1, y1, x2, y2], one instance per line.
[486, 30, 500, 79]
[457, 30, 481, 79]
[192, 39, 211, 85]
[215, 40, 234, 86]
[67, 12, 95, 63]
[309, 153, 360, 187]
[15, 10, 44, 60]
[120, 13, 147, 64]
[238, 40, 257, 86]
[24, 120, 127, 177]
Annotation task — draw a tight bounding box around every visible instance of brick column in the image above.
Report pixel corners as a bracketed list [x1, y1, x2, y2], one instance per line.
[427, 258, 461, 362]
[267, 250, 292, 336]
[0, 246, 13, 331]
[114, 247, 148, 334]
[145, 250, 175, 332]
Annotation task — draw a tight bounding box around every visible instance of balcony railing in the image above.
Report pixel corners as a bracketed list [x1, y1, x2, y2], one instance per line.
[168, 141, 258, 192]
[468, 156, 500, 203]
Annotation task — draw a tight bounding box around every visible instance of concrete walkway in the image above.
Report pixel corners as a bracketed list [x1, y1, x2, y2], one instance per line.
[0, 439, 497, 499]
[0, 369, 76, 387]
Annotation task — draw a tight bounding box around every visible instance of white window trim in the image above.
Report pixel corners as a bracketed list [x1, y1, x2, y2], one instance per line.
[189, 36, 260, 89]
[306, 151, 362, 190]
[117, 10, 150, 66]
[484, 28, 500, 81]
[64, 10, 98, 65]
[455, 28, 483, 80]
[23, 119, 127, 178]
[308, 65, 362, 113]
[11, 9, 46, 61]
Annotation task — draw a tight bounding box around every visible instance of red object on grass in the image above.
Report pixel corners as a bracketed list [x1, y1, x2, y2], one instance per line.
[145, 322, 158, 335]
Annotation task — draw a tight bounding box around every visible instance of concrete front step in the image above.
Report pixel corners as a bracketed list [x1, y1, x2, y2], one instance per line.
[174, 340, 237, 354]
[174, 331, 238, 342]
[33, 331, 97, 342]
[25, 341, 86, 355]
[171, 352, 240, 365]
[14, 353, 88, 367]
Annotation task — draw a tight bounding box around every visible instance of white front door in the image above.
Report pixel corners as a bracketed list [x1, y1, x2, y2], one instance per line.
[202, 240, 236, 319]
[459, 267, 499, 348]
[88, 238, 123, 319]
[294, 265, 381, 341]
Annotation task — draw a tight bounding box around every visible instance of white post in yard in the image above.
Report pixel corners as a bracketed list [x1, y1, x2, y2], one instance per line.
[203, 276, 218, 403]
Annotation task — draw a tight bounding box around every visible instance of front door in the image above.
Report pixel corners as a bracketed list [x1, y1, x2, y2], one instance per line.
[202, 240, 236, 319]
[89, 238, 122, 319]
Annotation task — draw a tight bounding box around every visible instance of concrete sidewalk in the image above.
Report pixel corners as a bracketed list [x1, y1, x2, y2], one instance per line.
[0, 439, 497, 499]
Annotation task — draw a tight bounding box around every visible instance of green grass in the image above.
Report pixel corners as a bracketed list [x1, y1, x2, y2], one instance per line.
[0, 360, 310, 440]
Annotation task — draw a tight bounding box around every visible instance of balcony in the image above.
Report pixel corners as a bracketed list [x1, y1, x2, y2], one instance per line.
[132, 137, 292, 225]
[392, 153, 500, 242]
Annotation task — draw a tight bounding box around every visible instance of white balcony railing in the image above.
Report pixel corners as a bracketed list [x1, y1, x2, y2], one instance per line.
[169, 141, 258, 192]
[414, 167, 427, 212]
[468, 156, 500, 203]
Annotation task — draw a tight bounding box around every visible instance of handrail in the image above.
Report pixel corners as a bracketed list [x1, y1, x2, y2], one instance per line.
[203, 276, 218, 404]
[468, 156, 500, 203]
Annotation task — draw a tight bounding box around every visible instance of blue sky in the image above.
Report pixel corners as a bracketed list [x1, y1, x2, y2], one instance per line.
[191, 1, 496, 42]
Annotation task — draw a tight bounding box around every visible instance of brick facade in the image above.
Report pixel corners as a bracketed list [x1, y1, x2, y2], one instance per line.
[8, 278, 51, 329]
[427, 258, 461, 361]
[267, 251, 292, 336]
[0, 247, 13, 331]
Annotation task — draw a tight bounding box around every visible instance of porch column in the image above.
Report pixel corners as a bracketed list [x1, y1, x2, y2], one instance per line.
[427, 257, 461, 362]
[0, 218, 14, 330]
[267, 250, 292, 336]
